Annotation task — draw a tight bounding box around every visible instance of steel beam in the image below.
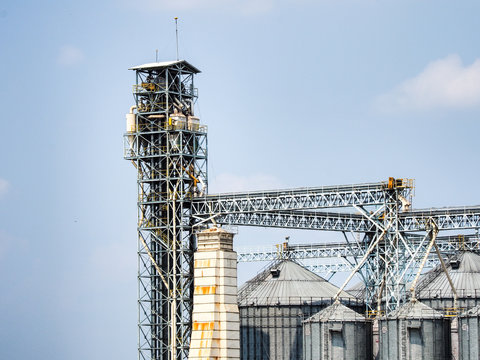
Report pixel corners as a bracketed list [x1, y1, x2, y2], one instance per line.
[400, 206, 480, 231]
[303, 257, 443, 275]
[192, 182, 394, 215]
[213, 210, 372, 232]
[236, 235, 480, 262]
[204, 207, 480, 232]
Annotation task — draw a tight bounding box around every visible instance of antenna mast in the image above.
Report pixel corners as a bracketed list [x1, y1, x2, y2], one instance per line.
[174, 17, 179, 61]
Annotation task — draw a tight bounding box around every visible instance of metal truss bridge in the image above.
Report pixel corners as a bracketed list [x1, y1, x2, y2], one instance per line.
[236, 234, 480, 275]
[237, 234, 480, 262]
[191, 186, 480, 317]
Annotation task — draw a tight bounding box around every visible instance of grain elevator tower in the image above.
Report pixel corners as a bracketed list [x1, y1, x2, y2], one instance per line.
[124, 60, 207, 360]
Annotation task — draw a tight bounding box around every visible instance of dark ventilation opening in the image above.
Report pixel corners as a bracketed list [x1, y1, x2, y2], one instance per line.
[270, 268, 280, 278]
[450, 260, 460, 269]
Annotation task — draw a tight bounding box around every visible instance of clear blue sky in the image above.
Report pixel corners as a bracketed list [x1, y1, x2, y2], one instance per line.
[1, 0, 480, 359]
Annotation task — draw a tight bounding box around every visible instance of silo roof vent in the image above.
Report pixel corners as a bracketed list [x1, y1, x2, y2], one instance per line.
[450, 259, 460, 269]
[270, 268, 280, 278]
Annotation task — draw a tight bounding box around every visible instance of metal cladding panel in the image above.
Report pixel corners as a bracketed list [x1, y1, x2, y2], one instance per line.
[421, 298, 480, 312]
[459, 306, 480, 360]
[240, 304, 327, 360]
[303, 316, 373, 360]
[238, 260, 354, 306]
[378, 309, 452, 360]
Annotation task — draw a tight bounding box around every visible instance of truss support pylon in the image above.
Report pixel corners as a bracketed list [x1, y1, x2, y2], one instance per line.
[363, 178, 414, 314]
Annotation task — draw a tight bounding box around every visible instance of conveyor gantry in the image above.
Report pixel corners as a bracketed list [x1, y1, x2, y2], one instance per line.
[192, 183, 480, 313]
[236, 234, 480, 277]
[237, 234, 480, 262]
[192, 181, 390, 215]
[193, 194, 480, 232]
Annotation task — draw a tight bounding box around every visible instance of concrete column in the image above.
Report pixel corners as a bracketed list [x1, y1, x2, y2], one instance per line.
[451, 317, 458, 360]
[373, 319, 379, 360]
[188, 227, 240, 360]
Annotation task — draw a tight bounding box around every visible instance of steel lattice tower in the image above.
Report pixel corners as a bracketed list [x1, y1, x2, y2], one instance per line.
[124, 60, 207, 360]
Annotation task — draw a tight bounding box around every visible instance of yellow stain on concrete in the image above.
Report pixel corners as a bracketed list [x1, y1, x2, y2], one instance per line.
[194, 259, 215, 268]
[194, 285, 216, 295]
[193, 321, 215, 331]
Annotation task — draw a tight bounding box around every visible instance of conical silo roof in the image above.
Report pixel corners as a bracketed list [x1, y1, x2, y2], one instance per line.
[389, 300, 444, 319]
[346, 281, 366, 299]
[416, 251, 480, 300]
[238, 259, 354, 306]
[304, 301, 367, 323]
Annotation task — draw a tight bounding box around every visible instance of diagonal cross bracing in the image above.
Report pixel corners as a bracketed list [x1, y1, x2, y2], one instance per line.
[399, 206, 480, 231]
[213, 210, 372, 232]
[236, 235, 480, 262]
[237, 241, 364, 261]
[201, 206, 480, 232]
[304, 258, 442, 275]
[192, 182, 390, 215]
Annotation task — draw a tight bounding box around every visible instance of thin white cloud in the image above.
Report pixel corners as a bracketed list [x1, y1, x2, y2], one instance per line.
[145, 0, 274, 14]
[57, 45, 85, 66]
[0, 178, 9, 198]
[209, 173, 284, 193]
[375, 55, 480, 112]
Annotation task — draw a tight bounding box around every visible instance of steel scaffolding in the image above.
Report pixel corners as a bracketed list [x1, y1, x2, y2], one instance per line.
[125, 61, 207, 360]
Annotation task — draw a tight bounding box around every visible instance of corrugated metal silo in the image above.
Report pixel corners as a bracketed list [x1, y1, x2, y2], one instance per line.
[458, 305, 480, 360]
[378, 300, 451, 360]
[303, 301, 373, 360]
[238, 259, 362, 360]
[416, 251, 480, 311]
[414, 251, 480, 359]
